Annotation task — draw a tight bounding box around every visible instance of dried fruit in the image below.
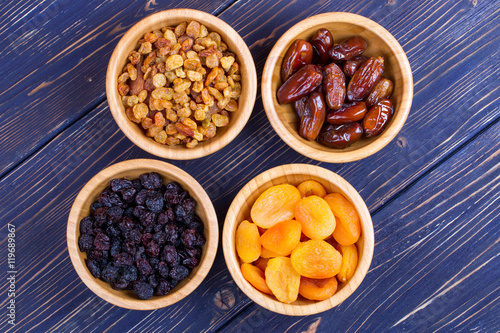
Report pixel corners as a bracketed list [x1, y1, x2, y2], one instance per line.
[343, 56, 368, 77]
[324, 193, 361, 245]
[347, 56, 384, 101]
[299, 276, 338, 301]
[294, 196, 335, 240]
[260, 246, 280, 258]
[265, 257, 300, 303]
[329, 37, 367, 61]
[310, 28, 333, 64]
[317, 123, 363, 149]
[260, 220, 301, 256]
[290, 240, 342, 279]
[281, 40, 313, 82]
[299, 89, 326, 141]
[323, 62, 346, 110]
[250, 184, 301, 228]
[336, 244, 358, 283]
[364, 77, 394, 109]
[236, 220, 261, 263]
[253, 257, 270, 272]
[362, 99, 393, 137]
[78, 173, 205, 300]
[297, 180, 327, 198]
[326, 101, 367, 125]
[277, 64, 322, 104]
[241, 263, 273, 295]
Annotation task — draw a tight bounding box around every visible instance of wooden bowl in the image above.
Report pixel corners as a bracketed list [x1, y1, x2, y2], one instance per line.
[222, 164, 374, 315]
[67, 159, 218, 310]
[106, 9, 257, 160]
[262, 12, 413, 163]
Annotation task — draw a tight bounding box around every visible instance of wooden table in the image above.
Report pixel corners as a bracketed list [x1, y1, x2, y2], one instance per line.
[1, 0, 498, 331]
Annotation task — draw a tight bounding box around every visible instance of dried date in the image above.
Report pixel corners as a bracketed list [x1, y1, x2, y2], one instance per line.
[323, 63, 346, 110]
[294, 96, 310, 118]
[326, 101, 367, 125]
[299, 89, 326, 141]
[362, 99, 393, 137]
[365, 77, 394, 109]
[310, 29, 333, 64]
[343, 56, 368, 77]
[281, 40, 313, 82]
[277, 64, 322, 104]
[347, 56, 384, 101]
[329, 37, 367, 61]
[317, 123, 363, 148]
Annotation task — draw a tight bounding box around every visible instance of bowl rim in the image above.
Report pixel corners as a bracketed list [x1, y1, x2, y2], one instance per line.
[67, 159, 219, 310]
[261, 12, 413, 163]
[222, 163, 374, 315]
[106, 9, 257, 160]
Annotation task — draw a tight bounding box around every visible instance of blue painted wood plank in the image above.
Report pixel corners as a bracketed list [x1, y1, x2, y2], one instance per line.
[0, 0, 236, 176]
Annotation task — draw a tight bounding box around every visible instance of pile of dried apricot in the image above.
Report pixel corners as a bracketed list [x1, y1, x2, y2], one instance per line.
[277, 30, 394, 148]
[236, 180, 361, 303]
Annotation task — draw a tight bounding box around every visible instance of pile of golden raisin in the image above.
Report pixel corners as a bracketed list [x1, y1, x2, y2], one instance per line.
[236, 180, 361, 303]
[118, 21, 241, 148]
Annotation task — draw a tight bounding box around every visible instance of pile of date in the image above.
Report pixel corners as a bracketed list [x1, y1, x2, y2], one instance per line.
[277, 29, 394, 148]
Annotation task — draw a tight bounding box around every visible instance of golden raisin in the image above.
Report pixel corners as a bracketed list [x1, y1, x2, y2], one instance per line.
[290, 240, 342, 279]
[265, 257, 300, 303]
[132, 103, 149, 119]
[236, 220, 261, 263]
[324, 193, 361, 246]
[297, 180, 327, 198]
[294, 196, 336, 240]
[241, 263, 272, 295]
[299, 277, 338, 301]
[250, 184, 301, 229]
[336, 244, 358, 283]
[261, 220, 301, 256]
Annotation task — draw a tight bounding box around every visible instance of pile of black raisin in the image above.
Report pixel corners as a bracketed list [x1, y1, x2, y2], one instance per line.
[78, 172, 206, 300]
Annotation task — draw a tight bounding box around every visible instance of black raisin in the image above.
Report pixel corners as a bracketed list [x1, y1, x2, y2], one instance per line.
[146, 241, 160, 257]
[110, 178, 133, 192]
[118, 216, 135, 232]
[121, 265, 138, 282]
[99, 190, 123, 207]
[133, 282, 154, 300]
[181, 229, 205, 247]
[140, 172, 162, 190]
[153, 231, 167, 245]
[136, 258, 153, 276]
[106, 226, 121, 238]
[135, 189, 149, 206]
[79, 217, 94, 235]
[110, 239, 121, 256]
[94, 233, 110, 251]
[141, 233, 153, 245]
[107, 206, 124, 222]
[162, 245, 179, 266]
[146, 191, 164, 213]
[79, 234, 94, 251]
[113, 252, 134, 267]
[123, 241, 136, 255]
[148, 274, 159, 288]
[94, 207, 108, 226]
[130, 229, 142, 244]
[111, 278, 129, 290]
[158, 262, 169, 278]
[185, 247, 201, 259]
[182, 198, 196, 215]
[101, 263, 120, 282]
[155, 279, 172, 296]
[140, 211, 156, 227]
[86, 259, 101, 278]
[121, 187, 137, 203]
[182, 257, 199, 269]
[169, 266, 189, 281]
[91, 202, 105, 212]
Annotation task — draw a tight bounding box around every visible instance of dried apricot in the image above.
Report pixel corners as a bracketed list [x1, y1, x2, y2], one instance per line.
[297, 180, 327, 198]
[324, 193, 361, 245]
[260, 247, 280, 258]
[299, 276, 338, 301]
[254, 257, 270, 272]
[241, 263, 272, 295]
[290, 240, 342, 279]
[265, 257, 300, 303]
[236, 220, 261, 263]
[294, 196, 335, 239]
[261, 220, 301, 256]
[336, 244, 358, 283]
[251, 184, 301, 228]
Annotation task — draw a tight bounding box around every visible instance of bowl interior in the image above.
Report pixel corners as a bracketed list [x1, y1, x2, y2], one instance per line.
[67, 160, 218, 310]
[223, 164, 374, 315]
[263, 13, 412, 162]
[107, 9, 256, 159]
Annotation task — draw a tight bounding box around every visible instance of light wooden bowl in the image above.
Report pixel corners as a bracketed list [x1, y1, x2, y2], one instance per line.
[262, 12, 413, 163]
[67, 159, 218, 310]
[106, 9, 257, 160]
[222, 164, 374, 315]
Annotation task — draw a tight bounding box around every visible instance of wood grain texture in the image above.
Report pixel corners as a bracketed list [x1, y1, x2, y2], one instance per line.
[222, 164, 374, 315]
[221, 116, 500, 332]
[262, 12, 412, 163]
[67, 159, 219, 310]
[0, 0, 499, 331]
[0, 0, 237, 176]
[106, 9, 257, 160]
